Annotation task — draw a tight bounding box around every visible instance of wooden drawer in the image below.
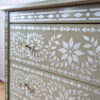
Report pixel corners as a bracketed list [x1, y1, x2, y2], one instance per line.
[10, 4, 100, 23]
[10, 24, 100, 87]
[10, 61, 100, 100]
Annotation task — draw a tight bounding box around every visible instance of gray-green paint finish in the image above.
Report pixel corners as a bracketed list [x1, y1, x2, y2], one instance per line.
[9, 61, 100, 100]
[10, 24, 100, 87]
[10, 4, 100, 23]
[4, 2, 100, 100]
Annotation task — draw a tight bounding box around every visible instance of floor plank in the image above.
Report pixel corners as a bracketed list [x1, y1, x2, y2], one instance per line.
[0, 82, 5, 100]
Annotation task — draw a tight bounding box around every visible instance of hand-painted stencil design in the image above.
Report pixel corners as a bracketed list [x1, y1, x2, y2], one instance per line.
[25, 33, 47, 62]
[11, 70, 46, 100]
[11, 32, 26, 58]
[10, 4, 100, 23]
[10, 25, 100, 86]
[10, 63, 100, 100]
[82, 36, 100, 75]
[11, 32, 47, 62]
[59, 37, 84, 65]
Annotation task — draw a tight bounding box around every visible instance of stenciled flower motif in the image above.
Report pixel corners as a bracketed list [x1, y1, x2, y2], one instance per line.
[11, 32, 27, 57]
[83, 36, 100, 66]
[25, 33, 46, 62]
[27, 74, 46, 100]
[55, 87, 75, 100]
[12, 68, 46, 100]
[59, 37, 84, 65]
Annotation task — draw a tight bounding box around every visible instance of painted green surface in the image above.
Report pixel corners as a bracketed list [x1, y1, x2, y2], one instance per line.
[9, 61, 100, 100]
[10, 24, 100, 87]
[5, 2, 100, 100]
[10, 4, 100, 23]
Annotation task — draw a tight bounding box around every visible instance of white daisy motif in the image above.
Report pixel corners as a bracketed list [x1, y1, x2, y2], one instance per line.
[59, 37, 84, 65]
[11, 32, 27, 57]
[26, 33, 46, 62]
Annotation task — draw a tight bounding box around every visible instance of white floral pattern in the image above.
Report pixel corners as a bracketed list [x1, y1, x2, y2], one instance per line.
[10, 25, 100, 87]
[59, 37, 84, 65]
[11, 69, 46, 100]
[11, 32, 47, 62]
[11, 32, 27, 58]
[25, 33, 46, 62]
[82, 36, 100, 74]
[10, 63, 99, 100]
[55, 88, 76, 100]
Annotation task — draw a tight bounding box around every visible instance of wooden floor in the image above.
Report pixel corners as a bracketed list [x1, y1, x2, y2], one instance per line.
[0, 82, 5, 100]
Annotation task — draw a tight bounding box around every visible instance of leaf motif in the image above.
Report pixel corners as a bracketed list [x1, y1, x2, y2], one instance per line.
[83, 36, 89, 41]
[55, 41, 60, 45]
[91, 37, 94, 42]
[51, 46, 57, 50]
[49, 89, 53, 95]
[96, 45, 100, 53]
[81, 69, 85, 74]
[87, 71, 92, 75]
[61, 63, 64, 67]
[51, 51, 56, 56]
[88, 57, 93, 63]
[69, 37, 74, 48]
[78, 90, 83, 94]
[49, 41, 51, 45]
[62, 41, 68, 49]
[72, 54, 79, 63]
[59, 92, 64, 99]
[68, 56, 72, 65]
[65, 91, 68, 99]
[53, 35, 56, 39]
[65, 62, 68, 67]
[55, 97, 61, 100]
[75, 66, 79, 72]
[59, 48, 67, 53]
[53, 56, 57, 60]
[69, 97, 76, 100]
[51, 37, 54, 42]
[61, 54, 68, 60]
[45, 45, 49, 48]
[57, 34, 62, 38]
[83, 44, 91, 48]
[83, 93, 89, 96]
[91, 68, 96, 71]
[74, 50, 84, 56]
[73, 43, 81, 49]
[87, 51, 94, 56]
[51, 63, 55, 66]
[94, 40, 98, 47]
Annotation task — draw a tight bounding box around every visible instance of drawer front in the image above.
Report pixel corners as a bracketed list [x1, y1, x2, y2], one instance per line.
[10, 24, 100, 87]
[10, 62, 100, 100]
[10, 4, 100, 23]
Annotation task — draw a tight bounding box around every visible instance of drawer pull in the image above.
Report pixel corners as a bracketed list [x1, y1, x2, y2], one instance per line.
[19, 83, 35, 94]
[21, 43, 38, 53]
[25, 44, 31, 51]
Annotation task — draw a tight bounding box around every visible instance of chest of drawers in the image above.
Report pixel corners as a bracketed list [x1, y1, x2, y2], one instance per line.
[1, 0, 100, 100]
